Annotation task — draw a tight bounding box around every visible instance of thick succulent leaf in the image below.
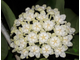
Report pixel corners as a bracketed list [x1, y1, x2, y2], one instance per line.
[74, 59, 79, 60]
[54, 0, 64, 14]
[36, 0, 64, 14]
[40, 58, 48, 60]
[66, 35, 79, 56]
[6, 51, 15, 60]
[64, 8, 79, 34]
[1, 1, 16, 29]
[1, 33, 8, 60]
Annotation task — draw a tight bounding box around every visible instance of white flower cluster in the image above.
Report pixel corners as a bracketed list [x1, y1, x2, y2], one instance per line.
[10, 4, 75, 59]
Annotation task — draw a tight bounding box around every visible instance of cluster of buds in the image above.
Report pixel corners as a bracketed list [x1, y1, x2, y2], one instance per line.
[10, 4, 75, 59]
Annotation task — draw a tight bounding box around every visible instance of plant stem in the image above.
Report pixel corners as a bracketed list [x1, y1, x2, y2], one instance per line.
[1, 21, 11, 45]
[1, 21, 20, 60]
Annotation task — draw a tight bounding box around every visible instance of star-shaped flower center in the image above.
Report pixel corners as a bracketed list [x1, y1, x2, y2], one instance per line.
[57, 29, 61, 33]
[58, 49, 61, 52]
[35, 25, 39, 28]
[52, 39, 57, 44]
[47, 23, 50, 28]
[41, 35, 46, 40]
[25, 27, 29, 30]
[30, 36, 35, 40]
[45, 48, 49, 52]
[23, 50, 26, 53]
[33, 48, 37, 52]
[63, 38, 68, 42]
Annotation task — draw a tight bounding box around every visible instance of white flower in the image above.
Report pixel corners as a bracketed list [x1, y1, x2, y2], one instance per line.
[25, 7, 30, 12]
[37, 11, 48, 20]
[46, 7, 54, 15]
[14, 19, 20, 26]
[29, 45, 40, 58]
[54, 25, 67, 36]
[20, 23, 29, 33]
[23, 10, 34, 21]
[10, 4, 75, 59]
[32, 22, 41, 31]
[14, 17, 24, 26]
[14, 38, 27, 50]
[13, 30, 23, 40]
[28, 32, 37, 44]
[20, 48, 28, 59]
[62, 35, 73, 46]
[39, 32, 49, 44]
[54, 46, 68, 58]
[49, 36, 61, 48]
[46, 6, 51, 12]
[54, 14, 66, 24]
[53, 8, 60, 15]
[43, 20, 55, 31]
[41, 45, 54, 58]
[10, 42, 17, 48]
[66, 22, 75, 34]
[69, 28, 75, 34]
[35, 4, 46, 11]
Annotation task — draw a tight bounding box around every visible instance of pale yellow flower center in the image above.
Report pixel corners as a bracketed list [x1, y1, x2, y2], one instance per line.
[35, 25, 39, 28]
[33, 48, 37, 52]
[47, 23, 50, 28]
[41, 35, 46, 40]
[30, 36, 35, 40]
[45, 48, 49, 52]
[52, 39, 57, 44]
[57, 29, 61, 33]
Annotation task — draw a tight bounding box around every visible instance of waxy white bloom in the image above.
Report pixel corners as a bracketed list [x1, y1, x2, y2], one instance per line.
[37, 11, 48, 20]
[65, 22, 75, 34]
[20, 49, 28, 59]
[10, 4, 75, 59]
[14, 17, 24, 26]
[49, 36, 61, 48]
[35, 4, 46, 11]
[62, 35, 73, 46]
[32, 22, 41, 31]
[23, 10, 34, 21]
[54, 46, 68, 58]
[54, 14, 66, 24]
[41, 45, 54, 58]
[10, 42, 17, 48]
[14, 38, 27, 50]
[13, 30, 23, 40]
[29, 45, 40, 58]
[39, 32, 49, 44]
[20, 23, 29, 33]
[53, 8, 60, 15]
[43, 20, 55, 31]
[54, 25, 67, 36]
[28, 32, 37, 44]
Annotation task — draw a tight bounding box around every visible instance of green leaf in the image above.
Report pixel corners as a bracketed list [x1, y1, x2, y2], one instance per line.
[6, 51, 15, 60]
[54, 0, 64, 14]
[74, 59, 79, 60]
[64, 8, 79, 34]
[44, 0, 56, 9]
[1, 1, 16, 29]
[40, 58, 48, 60]
[66, 35, 79, 56]
[34, 58, 39, 60]
[1, 33, 8, 60]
